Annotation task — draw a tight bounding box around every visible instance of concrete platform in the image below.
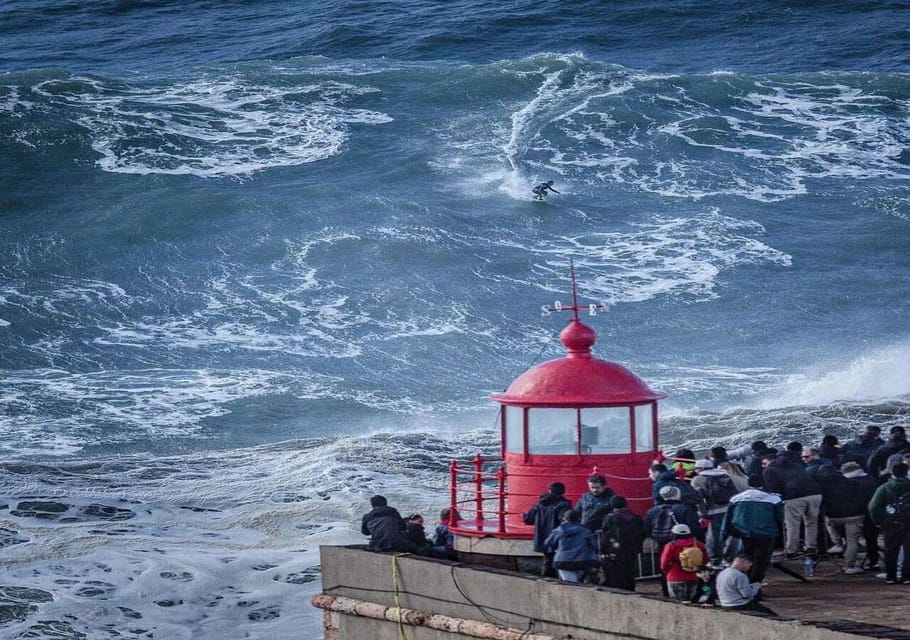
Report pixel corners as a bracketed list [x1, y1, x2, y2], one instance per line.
[636, 557, 910, 636]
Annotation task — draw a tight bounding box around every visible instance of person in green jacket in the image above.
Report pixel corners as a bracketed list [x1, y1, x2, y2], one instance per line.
[868, 462, 910, 584]
[721, 474, 784, 583]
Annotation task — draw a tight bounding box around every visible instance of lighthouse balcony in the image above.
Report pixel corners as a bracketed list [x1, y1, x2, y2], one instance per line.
[446, 453, 654, 540]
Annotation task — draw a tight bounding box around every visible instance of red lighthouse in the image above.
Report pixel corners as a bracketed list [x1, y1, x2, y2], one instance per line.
[449, 268, 665, 552]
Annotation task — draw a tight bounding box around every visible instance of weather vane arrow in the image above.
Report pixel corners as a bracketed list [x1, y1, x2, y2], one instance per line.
[541, 258, 610, 319]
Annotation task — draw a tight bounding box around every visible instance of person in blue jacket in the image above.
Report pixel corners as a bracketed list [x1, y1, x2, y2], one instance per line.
[544, 509, 600, 583]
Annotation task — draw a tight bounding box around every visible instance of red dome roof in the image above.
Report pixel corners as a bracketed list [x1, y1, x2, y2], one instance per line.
[491, 319, 664, 406]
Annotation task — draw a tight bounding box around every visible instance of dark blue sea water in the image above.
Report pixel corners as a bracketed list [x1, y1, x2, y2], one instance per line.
[1, 1, 909, 637]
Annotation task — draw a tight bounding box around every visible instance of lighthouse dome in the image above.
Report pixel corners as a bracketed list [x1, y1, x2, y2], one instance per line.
[491, 319, 664, 407]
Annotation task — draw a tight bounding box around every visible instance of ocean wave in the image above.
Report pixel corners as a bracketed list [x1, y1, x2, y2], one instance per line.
[10, 72, 392, 177]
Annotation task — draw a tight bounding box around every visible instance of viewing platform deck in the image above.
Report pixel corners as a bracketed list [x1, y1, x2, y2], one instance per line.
[637, 555, 910, 637]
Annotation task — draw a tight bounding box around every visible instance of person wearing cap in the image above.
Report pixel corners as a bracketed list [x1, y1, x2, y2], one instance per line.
[868, 426, 910, 481]
[644, 484, 702, 595]
[691, 458, 738, 567]
[649, 462, 700, 507]
[659, 523, 708, 602]
[599, 495, 645, 591]
[721, 474, 784, 583]
[815, 461, 876, 574]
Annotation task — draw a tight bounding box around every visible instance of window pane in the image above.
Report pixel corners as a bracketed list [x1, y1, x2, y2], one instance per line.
[528, 408, 578, 454]
[635, 404, 654, 451]
[505, 406, 524, 453]
[580, 407, 631, 454]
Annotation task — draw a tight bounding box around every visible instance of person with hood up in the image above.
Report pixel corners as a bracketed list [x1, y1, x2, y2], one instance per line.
[599, 495, 645, 591]
[544, 509, 600, 583]
[721, 474, 784, 583]
[523, 481, 572, 577]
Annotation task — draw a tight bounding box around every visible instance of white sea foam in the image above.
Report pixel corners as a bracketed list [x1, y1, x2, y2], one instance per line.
[485, 209, 791, 303]
[435, 61, 910, 203]
[29, 75, 392, 177]
[0, 432, 485, 639]
[756, 340, 910, 408]
[0, 368, 321, 455]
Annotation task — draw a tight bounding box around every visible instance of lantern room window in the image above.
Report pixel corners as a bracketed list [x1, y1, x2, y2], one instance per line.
[504, 405, 524, 453]
[520, 406, 635, 455]
[635, 403, 654, 451]
[528, 408, 578, 454]
[581, 407, 631, 454]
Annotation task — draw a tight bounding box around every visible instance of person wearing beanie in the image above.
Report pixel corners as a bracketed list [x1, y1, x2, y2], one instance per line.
[599, 495, 645, 591]
[523, 481, 572, 577]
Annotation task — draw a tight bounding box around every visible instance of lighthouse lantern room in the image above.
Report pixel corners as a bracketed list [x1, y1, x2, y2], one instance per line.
[449, 267, 665, 547]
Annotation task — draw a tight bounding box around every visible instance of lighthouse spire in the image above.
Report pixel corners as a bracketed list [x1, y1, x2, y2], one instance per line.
[541, 259, 608, 320]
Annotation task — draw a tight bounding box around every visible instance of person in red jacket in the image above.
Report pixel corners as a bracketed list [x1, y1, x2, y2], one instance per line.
[660, 523, 709, 602]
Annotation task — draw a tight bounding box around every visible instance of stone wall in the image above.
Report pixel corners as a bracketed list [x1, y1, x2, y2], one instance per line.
[314, 546, 865, 640]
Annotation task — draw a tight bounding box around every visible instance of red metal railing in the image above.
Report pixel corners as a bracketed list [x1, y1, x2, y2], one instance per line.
[447, 454, 655, 536]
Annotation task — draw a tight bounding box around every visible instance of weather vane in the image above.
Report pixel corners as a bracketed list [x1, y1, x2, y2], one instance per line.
[541, 259, 610, 320]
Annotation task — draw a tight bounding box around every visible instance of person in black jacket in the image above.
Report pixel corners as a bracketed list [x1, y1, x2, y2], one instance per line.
[841, 425, 883, 472]
[816, 462, 876, 573]
[599, 495, 645, 591]
[763, 442, 822, 558]
[868, 426, 910, 482]
[361, 495, 419, 553]
[523, 481, 572, 576]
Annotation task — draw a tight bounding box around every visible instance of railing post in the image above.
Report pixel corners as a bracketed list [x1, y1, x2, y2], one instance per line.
[473, 453, 484, 530]
[496, 465, 507, 534]
[449, 459, 458, 523]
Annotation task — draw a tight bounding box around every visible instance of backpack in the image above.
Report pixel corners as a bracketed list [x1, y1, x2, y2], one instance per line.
[675, 480, 701, 507]
[650, 505, 678, 545]
[704, 474, 737, 507]
[884, 488, 910, 527]
[678, 543, 705, 573]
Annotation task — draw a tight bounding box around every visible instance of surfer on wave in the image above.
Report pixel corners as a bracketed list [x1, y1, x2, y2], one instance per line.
[532, 180, 559, 201]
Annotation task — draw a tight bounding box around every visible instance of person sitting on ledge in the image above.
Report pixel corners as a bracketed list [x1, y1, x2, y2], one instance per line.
[716, 555, 775, 615]
[361, 495, 418, 553]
